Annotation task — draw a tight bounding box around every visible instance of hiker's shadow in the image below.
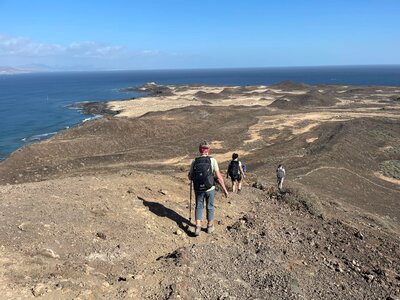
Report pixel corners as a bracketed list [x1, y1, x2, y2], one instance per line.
[141, 198, 195, 237]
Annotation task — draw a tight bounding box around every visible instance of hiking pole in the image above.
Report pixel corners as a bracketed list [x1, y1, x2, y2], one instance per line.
[189, 180, 193, 225]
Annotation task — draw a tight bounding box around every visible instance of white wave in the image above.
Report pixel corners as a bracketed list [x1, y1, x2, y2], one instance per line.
[22, 131, 57, 142]
[67, 106, 81, 110]
[82, 115, 101, 122]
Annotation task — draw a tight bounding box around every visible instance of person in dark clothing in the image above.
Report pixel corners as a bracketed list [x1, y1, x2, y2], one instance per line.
[226, 153, 246, 193]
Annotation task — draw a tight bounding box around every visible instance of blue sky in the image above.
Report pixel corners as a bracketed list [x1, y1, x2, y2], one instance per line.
[0, 0, 399, 70]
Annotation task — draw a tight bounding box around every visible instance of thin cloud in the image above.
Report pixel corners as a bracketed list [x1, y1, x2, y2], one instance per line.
[0, 34, 63, 56]
[141, 50, 160, 56]
[0, 34, 152, 59]
[65, 41, 126, 58]
[0, 34, 192, 70]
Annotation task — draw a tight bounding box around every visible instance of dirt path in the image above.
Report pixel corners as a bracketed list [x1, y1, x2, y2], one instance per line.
[0, 170, 253, 299]
[295, 166, 400, 191]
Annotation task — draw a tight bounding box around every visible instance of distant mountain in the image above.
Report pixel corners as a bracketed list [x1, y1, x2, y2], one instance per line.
[0, 66, 30, 75]
[0, 64, 104, 74]
[19, 64, 55, 72]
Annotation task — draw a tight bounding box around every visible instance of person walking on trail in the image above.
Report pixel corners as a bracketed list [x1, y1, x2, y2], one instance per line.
[188, 141, 229, 236]
[227, 153, 245, 193]
[276, 164, 286, 191]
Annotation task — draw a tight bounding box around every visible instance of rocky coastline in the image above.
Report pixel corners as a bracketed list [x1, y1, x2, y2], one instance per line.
[67, 101, 122, 116]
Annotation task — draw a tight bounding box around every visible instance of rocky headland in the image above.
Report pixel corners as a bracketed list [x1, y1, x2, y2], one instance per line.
[0, 81, 399, 299]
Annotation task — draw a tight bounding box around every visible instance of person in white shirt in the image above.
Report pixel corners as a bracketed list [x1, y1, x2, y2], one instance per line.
[276, 164, 286, 191]
[188, 141, 229, 236]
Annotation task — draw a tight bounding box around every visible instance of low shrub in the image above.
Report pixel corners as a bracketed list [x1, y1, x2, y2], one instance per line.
[380, 160, 400, 179]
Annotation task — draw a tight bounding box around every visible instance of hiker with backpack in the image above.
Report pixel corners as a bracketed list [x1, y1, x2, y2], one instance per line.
[227, 153, 245, 193]
[276, 164, 286, 191]
[188, 141, 229, 236]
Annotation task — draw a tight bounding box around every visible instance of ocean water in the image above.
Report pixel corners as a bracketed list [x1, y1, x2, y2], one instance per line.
[1, 65, 400, 160]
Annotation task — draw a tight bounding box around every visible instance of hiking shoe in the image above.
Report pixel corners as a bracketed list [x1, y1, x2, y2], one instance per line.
[237, 189, 241, 194]
[195, 226, 202, 236]
[207, 225, 215, 234]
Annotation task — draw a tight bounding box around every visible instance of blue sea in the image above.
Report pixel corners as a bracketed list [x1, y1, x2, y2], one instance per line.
[1, 65, 400, 160]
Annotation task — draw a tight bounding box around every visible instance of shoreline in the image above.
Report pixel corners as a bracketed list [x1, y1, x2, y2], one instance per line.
[67, 101, 123, 116]
[0, 98, 132, 162]
[1, 70, 400, 161]
[2, 81, 400, 159]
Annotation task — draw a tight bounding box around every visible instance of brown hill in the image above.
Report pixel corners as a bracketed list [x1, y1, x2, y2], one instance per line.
[270, 81, 310, 90]
[269, 89, 338, 109]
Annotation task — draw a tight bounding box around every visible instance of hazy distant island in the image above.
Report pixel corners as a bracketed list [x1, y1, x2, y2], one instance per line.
[0, 81, 399, 299]
[0, 66, 31, 75]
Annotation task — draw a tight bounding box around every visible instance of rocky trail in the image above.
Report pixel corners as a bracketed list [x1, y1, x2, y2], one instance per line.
[0, 169, 399, 299]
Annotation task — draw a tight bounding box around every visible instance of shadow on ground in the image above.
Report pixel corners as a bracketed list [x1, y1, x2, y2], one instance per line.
[141, 198, 195, 237]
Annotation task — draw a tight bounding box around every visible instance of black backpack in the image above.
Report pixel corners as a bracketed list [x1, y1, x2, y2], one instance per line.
[192, 157, 214, 191]
[228, 160, 240, 180]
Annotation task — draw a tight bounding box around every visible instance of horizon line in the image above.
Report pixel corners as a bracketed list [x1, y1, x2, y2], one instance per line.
[2, 63, 400, 75]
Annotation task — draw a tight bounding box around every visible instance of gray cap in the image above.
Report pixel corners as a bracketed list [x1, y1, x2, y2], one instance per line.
[199, 140, 210, 148]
